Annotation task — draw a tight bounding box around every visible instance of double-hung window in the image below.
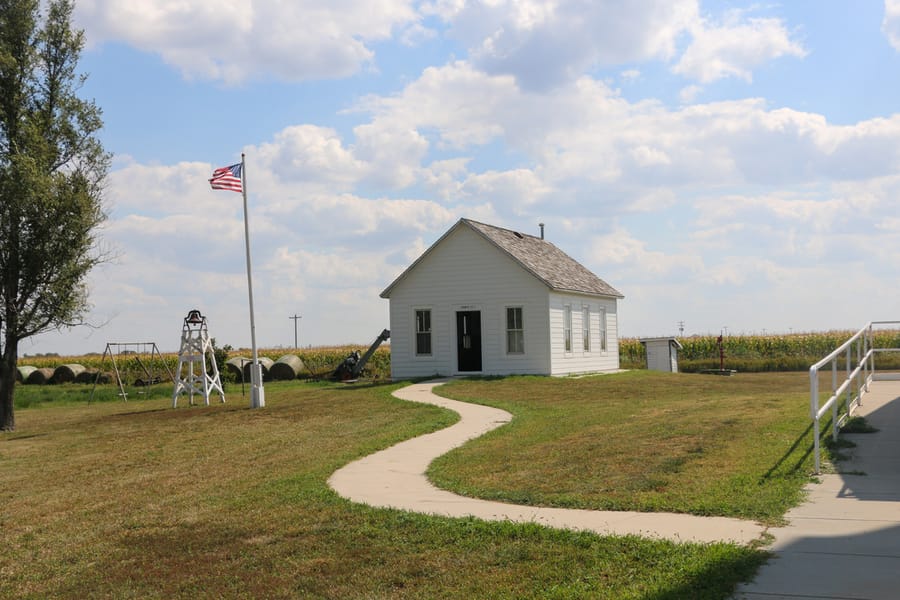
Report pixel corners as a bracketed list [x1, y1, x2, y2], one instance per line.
[563, 305, 573, 352]
[506, 307, 524, 354]
[582, 306, 591, 352]
[415, 309, 432, 356]
[599, 308, 608, 352]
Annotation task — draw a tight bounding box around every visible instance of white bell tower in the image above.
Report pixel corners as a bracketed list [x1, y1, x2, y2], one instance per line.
[172, 310, 225, 407]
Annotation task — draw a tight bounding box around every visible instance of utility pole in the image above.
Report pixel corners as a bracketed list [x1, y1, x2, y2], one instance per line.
[677, 320, 684, 336]
[289, 314, 302, 348]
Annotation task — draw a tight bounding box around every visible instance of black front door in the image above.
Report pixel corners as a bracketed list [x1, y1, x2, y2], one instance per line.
[456, 311, 482, 372]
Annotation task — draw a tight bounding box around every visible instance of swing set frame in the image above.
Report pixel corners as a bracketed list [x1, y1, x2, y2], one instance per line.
[89, 342, 174, 402]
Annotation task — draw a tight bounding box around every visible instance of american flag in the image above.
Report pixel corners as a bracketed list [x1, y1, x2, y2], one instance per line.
[209, 163, 243, 192]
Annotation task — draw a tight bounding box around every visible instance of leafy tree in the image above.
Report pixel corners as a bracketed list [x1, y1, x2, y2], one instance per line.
[0, 0, 109, 431]
[211, 338, 234, 385]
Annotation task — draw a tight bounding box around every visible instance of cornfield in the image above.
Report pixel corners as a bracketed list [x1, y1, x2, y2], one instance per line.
[18, 330, 900, 382]
[620, 330, 900, 372]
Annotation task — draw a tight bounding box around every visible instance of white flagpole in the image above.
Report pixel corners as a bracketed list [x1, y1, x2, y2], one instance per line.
[240, 153, 265, 408]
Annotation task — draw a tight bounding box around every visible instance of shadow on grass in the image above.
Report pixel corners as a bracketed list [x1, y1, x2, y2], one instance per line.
[647, 548, 770, 600]
[759, 414, 850, 482]
[1, 432, 46, 441]
[759, 420, 815, 482]
[331, 379, 398, 391]
[106, 408, 173, 417]
[330, 375, 465, 391]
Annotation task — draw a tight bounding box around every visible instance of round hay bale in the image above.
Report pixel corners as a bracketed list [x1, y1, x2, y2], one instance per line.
[75, 369, 112, 385]
[242, 357, 274, 382]
[270, 354, 304, 381]
[226, 357, 248, 381]
[16, 366, 37, 383]
[26, 367, 55, 385]
[52, 364, 86, 384]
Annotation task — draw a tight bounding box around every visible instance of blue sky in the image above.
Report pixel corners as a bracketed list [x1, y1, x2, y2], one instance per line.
[22, 0, 900, 355]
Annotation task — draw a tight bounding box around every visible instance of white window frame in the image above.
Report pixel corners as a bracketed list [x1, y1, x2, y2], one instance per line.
[563, 304, 573, 353]
[582, 305, 591, 352]
[599, 308, 608, 352]
[414, 308, 432, 356]
[506, 306, 525, 355]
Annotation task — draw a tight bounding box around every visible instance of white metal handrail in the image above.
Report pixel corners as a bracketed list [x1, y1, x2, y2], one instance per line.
[809, 321, 900, 473]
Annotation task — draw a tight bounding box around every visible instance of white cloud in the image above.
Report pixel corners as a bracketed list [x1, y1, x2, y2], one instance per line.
[451, 169, 552, 206]
[105, 63, 900, 280]
[629, 145, 672, 167]
[75, 0, 805, 92]
[588, 228, 703, 278]
[691, 193, 844, 232]
[620, 69, 641, 83]
[255, 125, 367, 189]
[75, 0, 420, 84]
[884, 0, 900, 51]
[679, 84, 702, 103]
[270, 246, 391, 291]
[400, 22, 438, 46]
[106, 160, 224, 214]
[443, 0, 698, 90]
[673, 14, 806, 83]
[335, 60, 900, 231]
[693, 256, 777, 286]
[435, 1, 803, 90]
[353, 62, 514, 150]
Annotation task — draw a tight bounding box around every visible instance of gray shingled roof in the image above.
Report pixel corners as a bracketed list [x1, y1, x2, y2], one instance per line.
[381, 218, 623, 299]
[464, 219, 623, 298]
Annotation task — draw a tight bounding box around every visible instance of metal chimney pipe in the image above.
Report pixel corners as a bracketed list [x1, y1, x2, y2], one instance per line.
[539, 222, 545, 239]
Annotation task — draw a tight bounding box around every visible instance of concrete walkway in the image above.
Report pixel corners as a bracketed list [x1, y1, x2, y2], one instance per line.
[328, 379, 764, 544]
[734, 381, 900, 600]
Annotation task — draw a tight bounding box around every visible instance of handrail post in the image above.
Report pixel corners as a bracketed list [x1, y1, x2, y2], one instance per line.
[811, 365, 820, 474]
[856, 336, 863, 405]
[861, 332, 867, 397]
[831, 359, 838, 439]
[869, 323, 875, 383]
[846, 345, 852, 423]
[863, 329, 868, 389]
[832, 391, 839, 439]
[831, 360, 837, 401]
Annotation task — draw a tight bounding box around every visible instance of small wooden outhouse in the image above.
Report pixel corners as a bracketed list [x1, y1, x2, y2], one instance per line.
[640, 337, 683, 373]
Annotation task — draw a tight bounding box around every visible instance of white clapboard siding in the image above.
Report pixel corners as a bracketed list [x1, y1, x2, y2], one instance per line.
[548, 293, 620, 376]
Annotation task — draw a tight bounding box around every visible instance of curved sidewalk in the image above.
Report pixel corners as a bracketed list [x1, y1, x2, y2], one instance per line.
[328, 379, 765, 545]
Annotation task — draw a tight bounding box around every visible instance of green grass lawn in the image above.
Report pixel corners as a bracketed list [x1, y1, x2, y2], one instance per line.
[0, 373, 825, 598]
[430, 371, 820, 523]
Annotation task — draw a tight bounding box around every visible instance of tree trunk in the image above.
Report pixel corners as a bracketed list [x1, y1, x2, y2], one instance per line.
[0, 337, 17, 431]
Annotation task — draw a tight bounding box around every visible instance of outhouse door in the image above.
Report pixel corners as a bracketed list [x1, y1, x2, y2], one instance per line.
[456, 311, 482, 372]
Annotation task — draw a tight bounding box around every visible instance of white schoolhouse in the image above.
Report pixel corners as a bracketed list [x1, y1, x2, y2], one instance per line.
[381, 218, 624, 378]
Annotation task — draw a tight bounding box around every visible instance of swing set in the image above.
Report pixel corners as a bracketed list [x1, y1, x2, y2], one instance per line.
[90, 342, 174, 402]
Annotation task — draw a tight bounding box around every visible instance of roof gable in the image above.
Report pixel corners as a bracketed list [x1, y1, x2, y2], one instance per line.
[380, 218, 623, 299]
